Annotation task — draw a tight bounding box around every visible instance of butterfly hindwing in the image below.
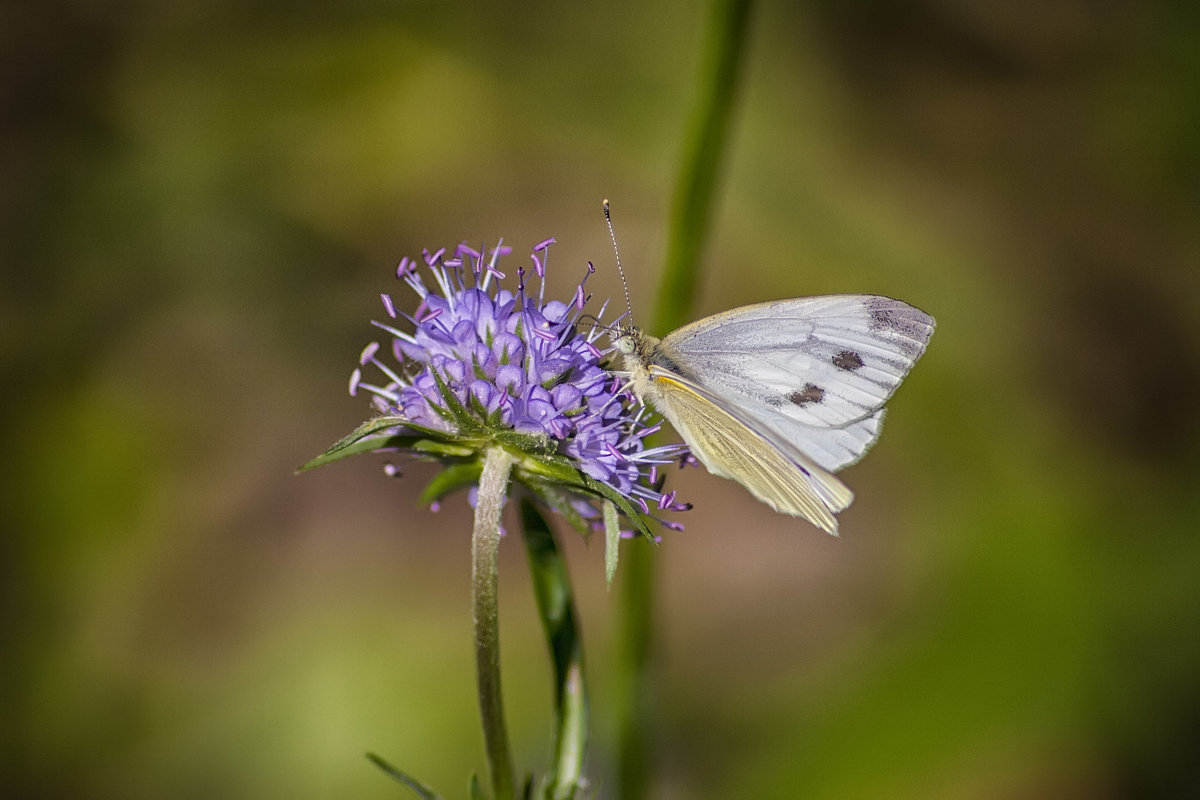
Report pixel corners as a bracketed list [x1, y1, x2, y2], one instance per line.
[648, 367, 852, 534]
[755, 408, 887, 473]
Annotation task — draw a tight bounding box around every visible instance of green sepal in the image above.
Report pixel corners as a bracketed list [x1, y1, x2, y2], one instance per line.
[495, 429, 555, 456]
[517, 453, 586, 484]
[419, 461, 484, 505]
[524, 483, 592, 538]
[603, 500, 620, 587]
[468, 388, 490, 419]
[298, 406, 658, 546]
[429, 368, 488, 436]
[409, 439, 477, 459]
[296, 416, 446, 472]
[578, 473, 654, 543]
[515, 453, 654, 542]
[471, 352, 490, 381]
[365, 752, 443, 800]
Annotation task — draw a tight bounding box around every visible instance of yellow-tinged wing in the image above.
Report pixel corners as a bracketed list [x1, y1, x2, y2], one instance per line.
[650, 370, 853, 535]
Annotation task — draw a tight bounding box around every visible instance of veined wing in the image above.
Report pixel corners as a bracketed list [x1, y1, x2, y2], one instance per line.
[660, 295, 935, 430]
[756, 407, 887, 473]
[649, 368, 853, 535]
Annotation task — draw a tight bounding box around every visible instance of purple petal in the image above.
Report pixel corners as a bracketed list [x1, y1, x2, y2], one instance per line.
[496, 364, 524, 394]
[542, 300, 569, 324]
[550, 383, 583, 412]
[491, 332, 524, 365]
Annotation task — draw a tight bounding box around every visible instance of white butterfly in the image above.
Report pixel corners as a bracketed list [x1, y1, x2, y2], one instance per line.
[613, 295, 935, 534]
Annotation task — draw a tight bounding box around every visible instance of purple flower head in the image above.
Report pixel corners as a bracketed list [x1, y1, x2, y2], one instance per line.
[347, 240, 691, 535]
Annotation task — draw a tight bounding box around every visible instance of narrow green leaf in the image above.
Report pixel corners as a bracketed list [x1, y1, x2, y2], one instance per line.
[409, 438, 477, 458]
[519, 498, 589, 800]
[516, 458, 654, 543]
[496, 429, 555, 455]
[517, 453, 586, 484]
[524, 483, 592, 538]
[419, 461, 484, 505]
[365, 753, 444, 800]
[296, 416, 410, 472]
[604, 500, 620, 587]
[296, 416, 460, 472]
[579, 474, 654, 542]
[468, 773, 487, 800]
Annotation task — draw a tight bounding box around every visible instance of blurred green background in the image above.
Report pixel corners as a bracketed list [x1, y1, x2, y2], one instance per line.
[4, 0, 1199, 797]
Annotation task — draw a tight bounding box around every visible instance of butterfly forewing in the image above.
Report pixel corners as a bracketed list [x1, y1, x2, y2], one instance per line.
[617, 292, 933, 532]
[660, 295, 935, 431]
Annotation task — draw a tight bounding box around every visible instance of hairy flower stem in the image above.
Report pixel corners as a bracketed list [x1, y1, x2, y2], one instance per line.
[473, 446, 517, 800]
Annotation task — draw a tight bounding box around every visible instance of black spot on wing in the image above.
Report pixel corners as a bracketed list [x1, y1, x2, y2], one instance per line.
[789, 383, 825, 406]
[832, 350, 864, 371]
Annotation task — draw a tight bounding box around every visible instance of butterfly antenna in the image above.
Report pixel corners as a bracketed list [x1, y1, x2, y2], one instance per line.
[603, 199, 634, 328]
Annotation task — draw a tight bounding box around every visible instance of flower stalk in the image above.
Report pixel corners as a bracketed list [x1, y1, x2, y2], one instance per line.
[302, 237, 691, 796]
[473, 446, 517, 800]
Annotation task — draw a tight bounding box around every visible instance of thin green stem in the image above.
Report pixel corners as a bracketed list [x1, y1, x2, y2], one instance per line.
[519, 497, 588, 800]
[473, 447, 517, 800]
[653, 0, 754, 337]
[615, 1, 754, 798]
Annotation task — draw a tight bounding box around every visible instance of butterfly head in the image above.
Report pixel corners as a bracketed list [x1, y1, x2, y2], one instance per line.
[612, 325, 639, 356]
[610, 324, 665, 383]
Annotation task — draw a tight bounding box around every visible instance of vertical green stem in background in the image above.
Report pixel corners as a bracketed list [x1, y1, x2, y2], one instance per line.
[652, 0, 755, 337]
[473, 447, 517, 800]
[615, 1, 754, 798]
[520, 498, 588, 800]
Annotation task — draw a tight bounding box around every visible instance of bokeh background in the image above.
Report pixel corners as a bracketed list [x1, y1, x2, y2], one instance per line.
[5, 0, 1199, 797]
